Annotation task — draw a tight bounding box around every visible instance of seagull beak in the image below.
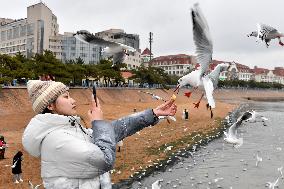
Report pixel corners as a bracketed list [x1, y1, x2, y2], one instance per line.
[173, 84, 180, 93]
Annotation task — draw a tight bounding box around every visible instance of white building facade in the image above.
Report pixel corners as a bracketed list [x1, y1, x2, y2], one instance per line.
[0, 2, 60, 58]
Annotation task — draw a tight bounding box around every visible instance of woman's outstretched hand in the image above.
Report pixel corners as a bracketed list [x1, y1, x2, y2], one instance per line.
[153, 99, 177, 117]
[88, 95, 103, 121]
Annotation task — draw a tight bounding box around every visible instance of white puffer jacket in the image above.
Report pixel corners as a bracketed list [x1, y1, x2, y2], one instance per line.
[22, 109, 159, 189]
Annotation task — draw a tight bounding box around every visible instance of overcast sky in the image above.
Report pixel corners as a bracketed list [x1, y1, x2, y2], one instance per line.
[1, 0, 284, 69]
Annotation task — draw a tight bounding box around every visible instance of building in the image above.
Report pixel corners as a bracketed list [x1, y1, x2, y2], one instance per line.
[0, 2, 60, 57]
[148, 54, 196, 76]
[140, 47, 153, 67]
[252, 66, 284, 84]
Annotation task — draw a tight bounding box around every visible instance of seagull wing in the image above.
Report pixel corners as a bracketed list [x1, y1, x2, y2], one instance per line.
[112, 50, 126, 65]
[74, 30, 119, 48]
[257, 23, 278, 40]
[228, 119, 242, 137]
[191, 3, 213, 76]
[202, 76, 215, 108]
[239, 111, 252, 122]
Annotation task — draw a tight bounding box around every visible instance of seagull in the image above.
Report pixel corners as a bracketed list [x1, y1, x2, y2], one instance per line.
[278, 166, 283, 179]
[224, 116, 244, 148]
[266, 177, 279, 189]
[28, 180, 42, 189]
[174, 4, 229, 118]
[174, 3, 213, 96]
[152, 179, 163, 189]
[241, 110, 268, 124]
[74, 30, 136, 65]
[194, 62, 231, 118]
[247, 23, 284, 48]
[255, 151, 263, 167]
[138, 91, 166, 102]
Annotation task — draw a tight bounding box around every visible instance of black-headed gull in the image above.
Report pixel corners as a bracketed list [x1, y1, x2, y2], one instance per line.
[74, 30, 136, 65]
[247, 23, 284, 48]
[175, 4, 226, 118]
[241, 110, 268, 124]
[196, 63, 231, 118]
[224, 116, 244, 148]
[174, 3, 213, 94]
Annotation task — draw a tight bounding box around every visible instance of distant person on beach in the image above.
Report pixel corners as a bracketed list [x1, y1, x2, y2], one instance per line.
[12, 151, 23, 183]
[0, 135, 7, 159]
[22, 80, 177, 189]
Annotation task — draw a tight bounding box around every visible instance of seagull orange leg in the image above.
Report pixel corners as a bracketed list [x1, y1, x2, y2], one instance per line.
[184, 91, 192, 98]
[193, 93, 204, 108]
[184, 87, 198, 98]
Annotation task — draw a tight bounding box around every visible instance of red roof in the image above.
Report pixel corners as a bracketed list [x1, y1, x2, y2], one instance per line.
[273, 67, 284, 76]
[121, 71, 133, 79]
[141, 48, 152, 55]
[252, 67, 269, 75]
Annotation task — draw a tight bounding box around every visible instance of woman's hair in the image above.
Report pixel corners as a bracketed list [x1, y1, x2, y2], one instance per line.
[42, 107, 53, 114]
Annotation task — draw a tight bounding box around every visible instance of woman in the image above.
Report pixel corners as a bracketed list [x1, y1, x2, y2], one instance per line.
[22, 80, 177, 189]
[12, 151, 23, 183]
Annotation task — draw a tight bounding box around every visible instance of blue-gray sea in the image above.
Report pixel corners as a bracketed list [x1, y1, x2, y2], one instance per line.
[129, 101, 284, 189]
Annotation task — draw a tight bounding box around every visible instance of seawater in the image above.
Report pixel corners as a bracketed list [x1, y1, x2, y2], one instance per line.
[129, 101, 284, 189]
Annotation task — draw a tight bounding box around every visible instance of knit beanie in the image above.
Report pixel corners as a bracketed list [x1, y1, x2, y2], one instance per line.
[27, 80, 69, 114]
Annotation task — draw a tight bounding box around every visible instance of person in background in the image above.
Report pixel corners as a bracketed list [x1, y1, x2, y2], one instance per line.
[12, 151, 23, 183]
[0, 135, 7, 159]
[22, 80, 177, 189]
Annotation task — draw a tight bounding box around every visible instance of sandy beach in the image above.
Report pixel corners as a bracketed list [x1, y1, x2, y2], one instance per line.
[0, 88, 283, 188]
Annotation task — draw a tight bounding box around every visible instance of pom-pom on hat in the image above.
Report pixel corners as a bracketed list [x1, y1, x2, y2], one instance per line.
[27, 80, 69, 114]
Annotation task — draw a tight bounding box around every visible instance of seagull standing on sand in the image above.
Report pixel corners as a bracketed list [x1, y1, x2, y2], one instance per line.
[247, 23, 284, 48]
[74, 30, 136, 65]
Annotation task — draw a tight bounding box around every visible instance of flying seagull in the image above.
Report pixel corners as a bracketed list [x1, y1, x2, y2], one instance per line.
[247, 23, 284, 48]
[74, 30, 136, 65]
[175, 4, 230, 118]
[241, 110, 268, 125]
[224, 111, 255, 148]
[195, 62, 231, 118]
[174, 3, 213, 95]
